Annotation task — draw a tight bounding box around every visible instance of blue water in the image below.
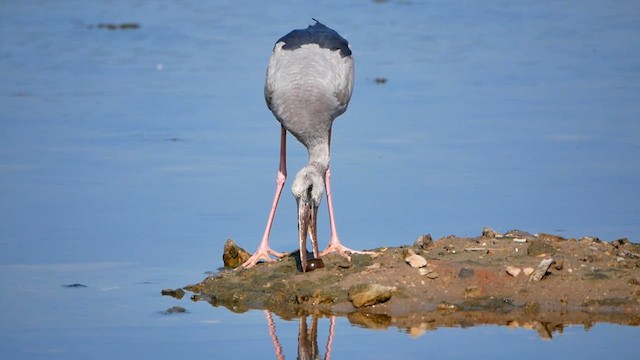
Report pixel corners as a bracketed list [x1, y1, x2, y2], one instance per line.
[1, 0, 639, 358]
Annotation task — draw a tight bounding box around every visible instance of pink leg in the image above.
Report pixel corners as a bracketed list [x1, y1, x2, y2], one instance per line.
[242, 126, 288, 269]
[265, 311, 284, 360]
[320, 128, 374, 259]
[324, 316, 335, 360]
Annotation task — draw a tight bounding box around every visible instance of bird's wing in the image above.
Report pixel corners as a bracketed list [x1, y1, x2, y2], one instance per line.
[333, 55, 355, 115]
[264, 66, 275, 112]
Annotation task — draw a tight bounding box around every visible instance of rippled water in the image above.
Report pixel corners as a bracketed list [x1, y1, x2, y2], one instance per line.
[2, 1, 639, 358]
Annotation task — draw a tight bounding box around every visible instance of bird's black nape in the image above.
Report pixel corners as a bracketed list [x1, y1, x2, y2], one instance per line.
[276, 19, 352, 58]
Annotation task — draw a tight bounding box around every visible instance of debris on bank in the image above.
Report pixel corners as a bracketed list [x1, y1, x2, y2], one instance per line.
[169, 227, 640, 329]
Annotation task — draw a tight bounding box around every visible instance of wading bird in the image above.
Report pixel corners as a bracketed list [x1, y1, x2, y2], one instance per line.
[242, 20, 371, 271]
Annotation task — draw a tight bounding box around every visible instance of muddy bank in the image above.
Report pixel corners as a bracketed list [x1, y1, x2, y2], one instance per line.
[176, 228, 640, 335]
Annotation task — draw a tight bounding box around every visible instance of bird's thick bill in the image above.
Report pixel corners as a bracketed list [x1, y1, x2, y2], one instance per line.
[297, 200, 318, 272]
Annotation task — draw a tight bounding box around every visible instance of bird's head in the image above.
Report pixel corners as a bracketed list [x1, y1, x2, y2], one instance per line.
[292, 165, 325, 256]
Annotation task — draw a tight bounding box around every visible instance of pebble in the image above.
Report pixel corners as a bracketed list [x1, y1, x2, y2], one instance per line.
[161, 306, 188, 315]
[222, 239, 250, 269]
[458, 267, 475, 278]
[161, 288, 185, 299]
[419, 268, 439, 279]
[305, 258, 324, 272]
[527, 240, 556, 256]
[348, 284, 396, 308]
[414, 234, 434, 250]
[529, 258, 556, 282]
[505, 266, 521, 277]
[523, 267, 535, 276]
[405, 249, 428, 268]
[482, 226, 503, 238]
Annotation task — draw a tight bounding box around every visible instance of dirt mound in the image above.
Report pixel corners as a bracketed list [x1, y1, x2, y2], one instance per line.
[177, 228, 640, 335]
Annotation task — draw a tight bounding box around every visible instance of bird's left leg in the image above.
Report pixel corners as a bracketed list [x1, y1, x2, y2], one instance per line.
[242, 126, 288, 269]
[320, 128, 375, 259]
[265, 310, 284, 360]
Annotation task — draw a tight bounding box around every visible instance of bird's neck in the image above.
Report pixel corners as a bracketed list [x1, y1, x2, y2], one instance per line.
[307, 143, 330, 174]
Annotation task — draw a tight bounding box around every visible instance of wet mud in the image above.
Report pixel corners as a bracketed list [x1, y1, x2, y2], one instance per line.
[175, 228, 640, 336]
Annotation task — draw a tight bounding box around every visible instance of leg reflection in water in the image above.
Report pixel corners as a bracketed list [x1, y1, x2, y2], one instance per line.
[264, 310, 336, 360]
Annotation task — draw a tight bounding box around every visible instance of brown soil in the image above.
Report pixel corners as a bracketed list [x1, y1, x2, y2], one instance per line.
[181, 229, 640, 336]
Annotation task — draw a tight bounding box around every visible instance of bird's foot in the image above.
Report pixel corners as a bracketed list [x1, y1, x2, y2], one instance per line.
[320, 240, 375, 262]
[241, 246, 287, 270]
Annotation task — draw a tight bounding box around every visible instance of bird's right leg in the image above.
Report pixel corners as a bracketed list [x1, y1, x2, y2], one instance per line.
[242, 126, 288, 269]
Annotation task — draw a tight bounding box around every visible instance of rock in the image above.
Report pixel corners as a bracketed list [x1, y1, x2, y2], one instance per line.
[458, 267, 475, 278]
[406, 254, 427, 268]
[305, 258, 324, 272]
[62, 283, 87, 288]
[405, 249, 428, 268]
[419, 267, 439, 279]
[465, 247, 488, 253]
[348, 284, 395, 308]
[529, 258, 556, 282]
[505, 266, 521, 277]
[553, 259, 564, 271]
[482, 226, 502, 238]
[414, 234, 434, 250]
[522, 267, 535, 276]
[611, 238, 630, 248]
[426, 272, 440, 279]
[161, 288, 185, 299]
[537, 233, 567, 242]
[161, 306, 188, 315]
[527, 240, 555, 256]
[464, 286, 482, 298]
[222, 239, 250, 269]
[505, 229, 534, 238]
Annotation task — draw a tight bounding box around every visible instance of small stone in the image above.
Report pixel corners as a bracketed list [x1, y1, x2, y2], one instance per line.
[529, 258, 556, 282]
[522, 267, 535, 276]
[505, 266, 521, 277]
[414, 234, 434, 250]
[161, 306, 188, 315]
[348, 284, 395, 308]
[482, 226, 502, 238]
[505, 229, 534, 238]
[458, 267, 475, 278]
[464, 286, 482, 298]
[305, 258, 324, 272]
[611, 238, 630, 248]
[222, 239, 251, 269]
[405, 249, 428, 268]
[537, 233, 567, 242]
[161, 288, 185, 299]
[62, 283, 87, 288]
[527, 240, 555, 256]
[426, 272, 439, 279]
[406, 254, 428, 268]
[553, 259, 564, 270]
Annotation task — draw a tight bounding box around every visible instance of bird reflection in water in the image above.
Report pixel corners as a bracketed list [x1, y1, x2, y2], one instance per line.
[264, 310, 335, 360]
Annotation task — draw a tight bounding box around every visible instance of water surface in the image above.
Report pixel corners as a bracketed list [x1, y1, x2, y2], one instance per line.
[1, 0, 639, 358]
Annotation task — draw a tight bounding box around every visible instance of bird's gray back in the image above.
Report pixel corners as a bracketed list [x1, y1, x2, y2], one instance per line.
[265, 22, 354, 148]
